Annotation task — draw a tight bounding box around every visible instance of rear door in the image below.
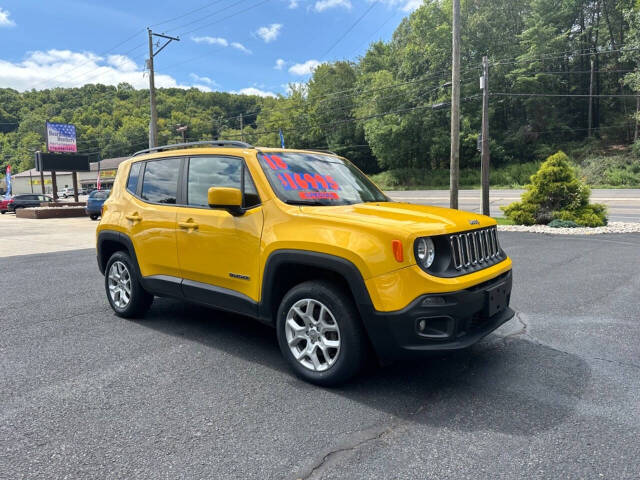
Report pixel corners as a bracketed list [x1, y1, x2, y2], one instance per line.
[176, 155, 264, 308]
[126, 157, 182, 288]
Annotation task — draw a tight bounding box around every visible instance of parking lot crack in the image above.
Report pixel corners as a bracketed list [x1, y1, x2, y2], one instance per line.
[298, 425, 393, 480]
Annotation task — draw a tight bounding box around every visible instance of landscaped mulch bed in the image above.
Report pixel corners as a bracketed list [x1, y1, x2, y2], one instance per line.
[498, 222, 640, 234]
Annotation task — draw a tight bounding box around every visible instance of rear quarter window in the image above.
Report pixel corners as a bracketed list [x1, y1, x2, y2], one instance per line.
[126, 162, 142, 195]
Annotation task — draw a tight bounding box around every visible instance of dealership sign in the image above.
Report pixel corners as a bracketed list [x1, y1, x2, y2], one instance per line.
[46, 122, 77, 153]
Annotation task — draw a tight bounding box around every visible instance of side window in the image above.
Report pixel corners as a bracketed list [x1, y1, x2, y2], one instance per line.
[140, 158, 180, 204]
[187, 156, 242, 207]
[243, 165, 260, 208]
[127, 162, 142, 194]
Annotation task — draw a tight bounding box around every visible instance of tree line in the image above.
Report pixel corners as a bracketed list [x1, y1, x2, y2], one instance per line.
[2, 0, 640, 178]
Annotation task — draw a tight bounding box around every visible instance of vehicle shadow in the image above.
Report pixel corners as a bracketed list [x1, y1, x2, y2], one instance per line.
[136, 298, 590, 437]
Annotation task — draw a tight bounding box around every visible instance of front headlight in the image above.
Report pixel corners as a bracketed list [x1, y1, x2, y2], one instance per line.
[415, 237, 435, 269]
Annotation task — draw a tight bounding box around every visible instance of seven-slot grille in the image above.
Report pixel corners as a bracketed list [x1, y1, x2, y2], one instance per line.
[449, 226, 501, 270]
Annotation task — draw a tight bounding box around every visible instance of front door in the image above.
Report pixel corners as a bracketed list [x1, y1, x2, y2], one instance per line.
[176, 155, 263, 308]
[127, 157, 181, 282]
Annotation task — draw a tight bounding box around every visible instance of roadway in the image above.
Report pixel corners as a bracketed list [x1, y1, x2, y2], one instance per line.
[1, 232, 639, 478]
[387, 188, 640, 222]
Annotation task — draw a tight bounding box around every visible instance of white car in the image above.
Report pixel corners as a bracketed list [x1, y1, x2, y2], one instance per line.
[57, 187, 75, 198]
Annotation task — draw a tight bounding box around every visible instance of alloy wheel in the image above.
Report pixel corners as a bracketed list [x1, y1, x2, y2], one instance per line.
[108, 261, 132, 309]
[285, 298, 341, 372]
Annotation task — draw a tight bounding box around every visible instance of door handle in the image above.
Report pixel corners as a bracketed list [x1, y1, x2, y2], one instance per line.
[179, 220, 199, 230]
[125, 213, 142, 222]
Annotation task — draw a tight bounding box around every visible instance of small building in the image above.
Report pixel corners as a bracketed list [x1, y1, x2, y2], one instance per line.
[10, 157, 128, 195]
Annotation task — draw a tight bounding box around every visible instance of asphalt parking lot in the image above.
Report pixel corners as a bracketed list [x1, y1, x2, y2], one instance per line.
[1, 232, 639, 479]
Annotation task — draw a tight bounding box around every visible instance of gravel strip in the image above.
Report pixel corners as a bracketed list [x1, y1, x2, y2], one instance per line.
[498, 221, 640, 234]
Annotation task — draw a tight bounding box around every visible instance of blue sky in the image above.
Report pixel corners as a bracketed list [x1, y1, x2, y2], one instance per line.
[0, 0, 418, 96]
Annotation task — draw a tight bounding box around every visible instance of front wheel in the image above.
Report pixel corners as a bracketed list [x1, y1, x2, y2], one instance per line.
[276, 281, 367, 386]
[104, 251, 153, 318]
[89, 214, 99, 220]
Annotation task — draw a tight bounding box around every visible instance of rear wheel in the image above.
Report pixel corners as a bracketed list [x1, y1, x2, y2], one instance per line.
[276, 281, 367, 386]
[104, 251, 153, 318]
[89, 214, 99, 220]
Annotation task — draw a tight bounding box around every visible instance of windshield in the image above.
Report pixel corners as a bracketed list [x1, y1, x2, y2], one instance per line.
[257, 152, 388, 206]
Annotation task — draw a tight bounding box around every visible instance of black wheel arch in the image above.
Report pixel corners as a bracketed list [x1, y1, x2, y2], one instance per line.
[259, 250, 375, 325]
[97, 230, 140, 277]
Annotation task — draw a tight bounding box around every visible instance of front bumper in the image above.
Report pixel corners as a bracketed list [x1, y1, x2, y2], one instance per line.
[363, 270, 514, 362]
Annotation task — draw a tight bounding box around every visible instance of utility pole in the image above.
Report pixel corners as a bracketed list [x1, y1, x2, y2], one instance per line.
[239, 114, 244, 142]
[147, 28, 180, 148]
[480, 56, 490, 216]
[633, 95, 640, 142]
[588, 56, 595, 137]
[176, 125, 188, 143]
[449, 0, 461, 210]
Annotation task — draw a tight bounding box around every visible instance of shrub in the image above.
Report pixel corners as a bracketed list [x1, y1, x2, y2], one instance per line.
[548, 219, 579, 228]
[501, 151, 608, 227]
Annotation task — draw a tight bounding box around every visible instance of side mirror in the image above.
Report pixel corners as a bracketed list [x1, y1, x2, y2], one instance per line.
[207, 187, 243, 216]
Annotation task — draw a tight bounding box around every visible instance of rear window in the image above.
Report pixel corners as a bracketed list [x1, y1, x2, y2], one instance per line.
[91, 190, 110, 200]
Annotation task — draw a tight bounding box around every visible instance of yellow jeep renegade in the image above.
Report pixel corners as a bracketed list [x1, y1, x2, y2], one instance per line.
[97, 141, 513, 385]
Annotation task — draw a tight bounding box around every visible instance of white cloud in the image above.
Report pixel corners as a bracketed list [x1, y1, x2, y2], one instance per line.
[192, 36, 251, 54]
[274, 58, 286, 70]
[402, 0, 421, 11]
[107, 55, 138, 72]
[189, 73, 218, 87]
[314, 0, 351, 12]
[373, 0, 422, 11]
[191, 36, 228, 47]
[256, 23, 282, 43]
[231, 42, 252, 54]
[288, 59, 320, 76]
[0, 49, 207, 91]
[231, 87, 277, 97]
[288, 0, 299, 8]
[0, 7, 15, 27]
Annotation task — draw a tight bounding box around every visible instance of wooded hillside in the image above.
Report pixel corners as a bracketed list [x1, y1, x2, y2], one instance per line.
[2, 0, 640, 185]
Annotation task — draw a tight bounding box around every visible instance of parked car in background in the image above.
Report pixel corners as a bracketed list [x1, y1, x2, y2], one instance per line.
[57, 187, 75, 198]
[86, 189, 110, 220]
[7, 194, 53, 212]
[0, 196, 13, 214]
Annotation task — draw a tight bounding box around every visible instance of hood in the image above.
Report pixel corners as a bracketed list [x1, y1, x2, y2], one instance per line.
[300, 201, 495, 236]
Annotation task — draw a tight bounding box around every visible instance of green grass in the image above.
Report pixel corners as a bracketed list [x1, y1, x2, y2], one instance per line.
[494, 217, 515, 225]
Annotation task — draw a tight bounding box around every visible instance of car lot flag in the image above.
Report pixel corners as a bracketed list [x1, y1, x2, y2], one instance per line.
[5, 165, 11, 197]
[279, 129, 285, 149]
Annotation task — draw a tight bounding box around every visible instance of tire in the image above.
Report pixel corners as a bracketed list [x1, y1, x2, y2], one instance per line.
[104, 251, 153, 318]
[1, 211, 5, 214]
[89, 214, 99, 220]
[276, 280, 367, 386]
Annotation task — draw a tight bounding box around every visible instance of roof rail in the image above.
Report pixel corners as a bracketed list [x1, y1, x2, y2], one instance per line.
[132, 140, 254, 157]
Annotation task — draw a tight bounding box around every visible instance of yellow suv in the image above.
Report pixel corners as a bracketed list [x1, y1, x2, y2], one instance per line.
[97, 141, 513, 385]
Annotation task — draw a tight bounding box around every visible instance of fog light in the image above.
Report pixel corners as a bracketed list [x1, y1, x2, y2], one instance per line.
[417, 319, 426, 332]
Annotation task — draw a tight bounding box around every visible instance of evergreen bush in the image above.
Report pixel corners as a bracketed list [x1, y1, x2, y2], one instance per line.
[501, 151, 607, 227]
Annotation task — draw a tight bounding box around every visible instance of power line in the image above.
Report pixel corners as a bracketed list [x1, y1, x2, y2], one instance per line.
[149, 0, 229, 29]
[491, 46, 640, 66]
[492, 92, 640, 98]
[320, 1, 379, 60]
